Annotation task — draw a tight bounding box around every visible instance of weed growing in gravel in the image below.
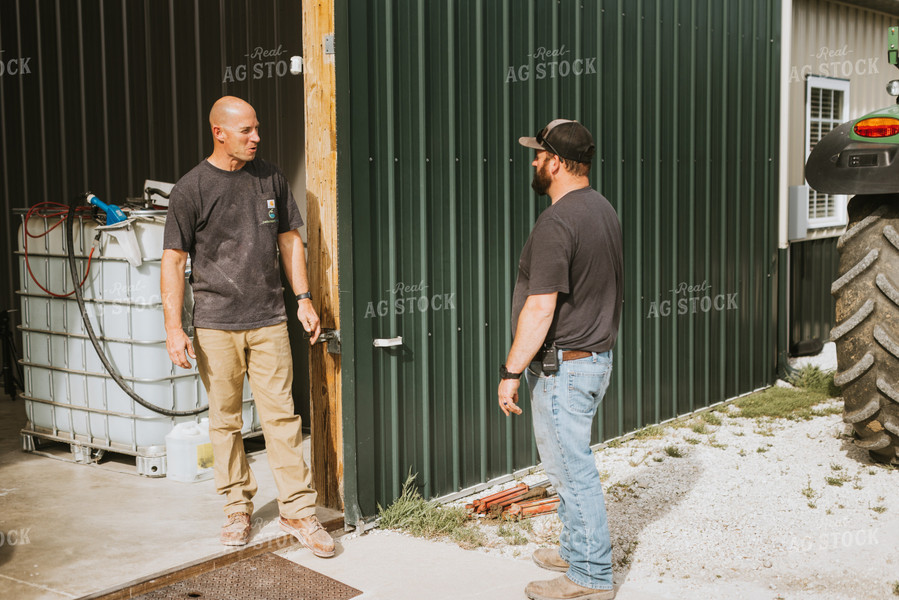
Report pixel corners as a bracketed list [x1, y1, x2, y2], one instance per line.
[753, 420, 776, 436]
[707, 437, 727, 450]
[691, 422, 709, 435]
[614, 540, 639, 568]
[756, 446, 769, 453]
[892, 581, 899, 596]
[787, 365, 840, 396]
[701, 412, 723, 426]
[664, 445, 683, 458]
[653, 456, 664, 462]
[685, 437, 701, 445]
[735, 387, 834, 420]
[378, 474, 482, 548]
[634, 425, 665, 439]
[825, 474, 850, 487]
[871, 505, 887, 514]
[497, 523, 529, 545]
[801, 477, 819, 508]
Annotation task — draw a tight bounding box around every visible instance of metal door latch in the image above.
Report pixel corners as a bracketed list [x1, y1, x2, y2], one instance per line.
[318, 328, 341, 354]
[373, 336, 403, 348]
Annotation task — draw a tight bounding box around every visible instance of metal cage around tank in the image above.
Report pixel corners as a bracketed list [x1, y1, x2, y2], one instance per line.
[15, 209, 262, 475]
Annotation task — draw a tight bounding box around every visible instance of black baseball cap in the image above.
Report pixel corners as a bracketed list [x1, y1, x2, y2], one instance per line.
[518, 119, 595, 163]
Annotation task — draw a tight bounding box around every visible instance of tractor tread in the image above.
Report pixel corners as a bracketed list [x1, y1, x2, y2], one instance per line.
[834, 352, 874, 387]
[843, 397, 881, 424]
[837, 205, 886, 251]
[873, 326, 899, 360]
[884, 224, 899, 251]
[831, 249, 878, 296]
[876, 273, 899, 307]
[854, 431, 892, 451]
[884, 414, 899, 436]
[830, 300, 875, 342]
[876, 377, 899, 404]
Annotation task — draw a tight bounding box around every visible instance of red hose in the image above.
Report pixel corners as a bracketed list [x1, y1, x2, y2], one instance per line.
[23, 202, 95, 298]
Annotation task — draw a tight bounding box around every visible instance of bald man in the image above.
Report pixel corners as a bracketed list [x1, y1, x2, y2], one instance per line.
[161, 96, 333, 557]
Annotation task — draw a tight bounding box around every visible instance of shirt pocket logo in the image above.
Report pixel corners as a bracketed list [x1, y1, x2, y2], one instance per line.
[260, 194, 278, 224]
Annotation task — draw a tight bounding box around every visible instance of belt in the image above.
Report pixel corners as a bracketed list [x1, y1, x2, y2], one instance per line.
[534, 348, 592, 362]
[560, 350, 592, 361]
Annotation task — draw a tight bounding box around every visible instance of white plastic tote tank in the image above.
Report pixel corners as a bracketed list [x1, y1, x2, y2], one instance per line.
[15, 209, 261, 475]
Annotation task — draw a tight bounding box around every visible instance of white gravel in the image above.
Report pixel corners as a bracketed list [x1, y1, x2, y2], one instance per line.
[430, 345, 899, 599]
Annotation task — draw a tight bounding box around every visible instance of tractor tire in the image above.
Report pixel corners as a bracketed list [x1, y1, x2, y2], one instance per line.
[831, 195, 899, 465]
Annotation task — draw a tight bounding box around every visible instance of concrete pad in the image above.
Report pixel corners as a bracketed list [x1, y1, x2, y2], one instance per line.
[280, 530, 554, 600]
[0, 396, 338, 598]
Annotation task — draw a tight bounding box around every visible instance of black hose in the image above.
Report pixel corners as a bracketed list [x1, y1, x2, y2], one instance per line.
[65, 194, 208, 417]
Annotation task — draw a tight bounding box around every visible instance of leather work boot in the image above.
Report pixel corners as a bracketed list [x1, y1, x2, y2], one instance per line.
[532, 548, 570, 572]
[279, 515, 336, 558]
[525, 575, 616, 600]
[220, 512, 251, 546]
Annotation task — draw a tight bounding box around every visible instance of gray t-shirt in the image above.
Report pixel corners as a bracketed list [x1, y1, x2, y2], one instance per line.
[511, 186, 623, 353]
[163, 158, 304, 330]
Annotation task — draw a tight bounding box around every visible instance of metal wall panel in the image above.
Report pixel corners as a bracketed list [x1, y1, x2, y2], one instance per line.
[1, 0, 310, 417]
[789, 237, 839, 350]
[338, 0, 783, 517]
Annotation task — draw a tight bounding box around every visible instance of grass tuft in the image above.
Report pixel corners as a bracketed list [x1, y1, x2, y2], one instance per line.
[664, 445, 683, 458]
[378, 474, 484, 548]
[634, 425, 666, 439]
[497, 523, 529, 545]
[700, 412, 723, 426]
[787, 365, 840, 397]
[735, 386, 833, 420]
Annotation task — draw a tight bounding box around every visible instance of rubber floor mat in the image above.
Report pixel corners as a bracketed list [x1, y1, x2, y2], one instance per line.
[131, 552, 362, 600]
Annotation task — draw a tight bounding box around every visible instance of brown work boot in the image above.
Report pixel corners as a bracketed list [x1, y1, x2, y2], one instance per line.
[533, 548, 570, 572]
[220, 512, 251, 546]
[525, 575, 616, 600]
[279, 515, 336, 558]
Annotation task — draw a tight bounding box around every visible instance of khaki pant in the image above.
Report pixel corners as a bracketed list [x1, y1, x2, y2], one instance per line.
[194, 322, 316, 519]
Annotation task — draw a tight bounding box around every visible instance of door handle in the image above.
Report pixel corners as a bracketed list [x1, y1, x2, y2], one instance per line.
[373, 336, 403, 348]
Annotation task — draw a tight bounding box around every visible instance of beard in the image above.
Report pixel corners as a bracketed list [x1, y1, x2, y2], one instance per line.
[531, 162, 551, 195]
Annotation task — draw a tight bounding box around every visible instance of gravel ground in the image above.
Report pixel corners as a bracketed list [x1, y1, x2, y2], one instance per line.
[412, 346, 899, 599]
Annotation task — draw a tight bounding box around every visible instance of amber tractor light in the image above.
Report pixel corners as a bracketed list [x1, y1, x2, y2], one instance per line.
[854, 117, 899, 138]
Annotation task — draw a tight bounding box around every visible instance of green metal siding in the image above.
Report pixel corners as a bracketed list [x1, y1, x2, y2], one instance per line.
[337, 0, 782, 518]
[789, 238, 839, 351]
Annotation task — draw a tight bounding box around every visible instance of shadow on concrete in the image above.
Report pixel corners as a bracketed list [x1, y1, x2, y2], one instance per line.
[0, 538, 14, 569]
[601, 451, 702, 586]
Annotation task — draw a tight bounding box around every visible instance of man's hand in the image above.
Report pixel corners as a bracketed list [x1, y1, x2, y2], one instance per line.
[498, 378, 523, 416]
[166, 328, 196, 369]
[298, 299, 322, 345]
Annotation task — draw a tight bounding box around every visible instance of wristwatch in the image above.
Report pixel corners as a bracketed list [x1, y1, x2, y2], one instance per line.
[295, 292, 312, 302]
[499, 364, 522, 380]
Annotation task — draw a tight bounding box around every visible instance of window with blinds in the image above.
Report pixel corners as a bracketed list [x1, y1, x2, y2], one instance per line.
[805, 76, 850, 229]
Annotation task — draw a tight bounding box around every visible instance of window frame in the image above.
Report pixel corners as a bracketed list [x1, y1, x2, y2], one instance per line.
[804, 75, 850, 229]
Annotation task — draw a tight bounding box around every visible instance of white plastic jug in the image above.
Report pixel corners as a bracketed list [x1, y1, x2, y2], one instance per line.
[165, 419, 214, 482]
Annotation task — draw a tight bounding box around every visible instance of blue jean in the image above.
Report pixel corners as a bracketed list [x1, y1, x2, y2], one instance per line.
[527, 350, 614, 590]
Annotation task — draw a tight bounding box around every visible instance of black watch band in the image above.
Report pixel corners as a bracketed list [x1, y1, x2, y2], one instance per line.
[499, 364, 522, 380]
[295, 292, 312, 302]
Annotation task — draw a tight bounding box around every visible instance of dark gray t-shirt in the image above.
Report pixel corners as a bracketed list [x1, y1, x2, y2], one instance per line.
[511, 186, 623, 353]
[163, 159, 304, 330]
